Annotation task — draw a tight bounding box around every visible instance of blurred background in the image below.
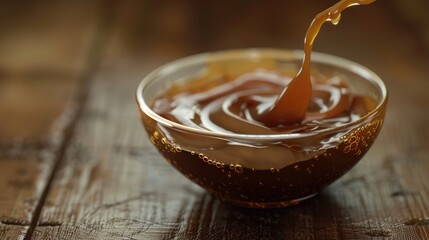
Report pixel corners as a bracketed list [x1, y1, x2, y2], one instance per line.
[1, 1, 429, 239]
[1, 0, 429, 143]
[0, 0, 429, 142]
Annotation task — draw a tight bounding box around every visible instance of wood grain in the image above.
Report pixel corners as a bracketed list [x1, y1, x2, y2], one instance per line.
[0, 1, 103, 239]
[1, 0, 429, 239]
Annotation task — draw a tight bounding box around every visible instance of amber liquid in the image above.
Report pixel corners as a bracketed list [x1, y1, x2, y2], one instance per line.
[142, 0, 380, 207]
[153, 70, 376, 134]
[260, 0, 376, 126]
[144, 117, 383, 207]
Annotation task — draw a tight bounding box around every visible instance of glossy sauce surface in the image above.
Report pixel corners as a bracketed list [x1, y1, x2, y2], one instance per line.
[260, 0, 376, 126]
[152, 69, 376, 134]
[152, 0, 376, 134]
[142, 0, 381, 207]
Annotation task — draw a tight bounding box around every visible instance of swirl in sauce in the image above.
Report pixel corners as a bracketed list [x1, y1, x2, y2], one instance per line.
[152, 0, 377, 135]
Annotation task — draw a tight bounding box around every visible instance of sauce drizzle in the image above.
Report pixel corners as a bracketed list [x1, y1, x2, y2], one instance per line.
[259, 0, 376, 126]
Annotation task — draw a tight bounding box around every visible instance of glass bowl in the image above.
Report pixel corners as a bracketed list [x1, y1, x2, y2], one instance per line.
[136, 49, 387, 208]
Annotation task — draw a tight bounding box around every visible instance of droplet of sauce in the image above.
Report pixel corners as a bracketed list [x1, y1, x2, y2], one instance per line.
[258, 0, 376, 126]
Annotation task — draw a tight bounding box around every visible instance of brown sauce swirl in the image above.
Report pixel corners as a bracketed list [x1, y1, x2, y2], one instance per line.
[152, 69, 376, 134]
[259, 0, 376, 126]
[152, 0, 377, 135]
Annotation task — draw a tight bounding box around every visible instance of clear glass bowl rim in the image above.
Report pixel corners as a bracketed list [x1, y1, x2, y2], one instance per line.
[136, 48, 387, 141]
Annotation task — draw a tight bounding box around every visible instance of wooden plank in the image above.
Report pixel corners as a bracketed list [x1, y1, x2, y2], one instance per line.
[33, 1, 429, 239]
[0, 224, 27, 240]
[32, 74, 207, 239]
[0, 1, 99, 75]
[0, 76, 77, 140]
[32, 2, 206, 239]
[0, 1, 103, 239]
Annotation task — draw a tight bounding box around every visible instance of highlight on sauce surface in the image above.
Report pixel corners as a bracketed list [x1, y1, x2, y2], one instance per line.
[152, 0, 378, 135]
[259, 0, 376, 126]
[138, 0, 385, 208]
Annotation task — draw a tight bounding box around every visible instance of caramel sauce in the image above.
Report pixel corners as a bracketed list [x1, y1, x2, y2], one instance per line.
[153, 0, 377, 134]
[153, 70, 376, 134]
[260, 0, 376, 126]
[141, 0, 382, 207]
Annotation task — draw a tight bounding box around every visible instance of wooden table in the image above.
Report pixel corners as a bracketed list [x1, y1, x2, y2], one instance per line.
[1, 1, 429, 239]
